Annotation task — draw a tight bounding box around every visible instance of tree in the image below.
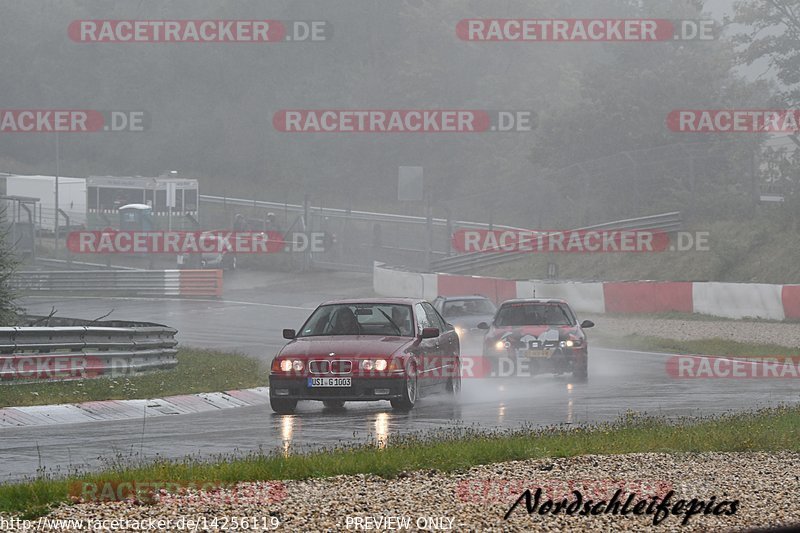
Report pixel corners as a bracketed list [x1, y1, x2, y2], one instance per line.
[733, 0, 800, 105]
[0, 222, 20, 325]
[522, 0, 769, 226]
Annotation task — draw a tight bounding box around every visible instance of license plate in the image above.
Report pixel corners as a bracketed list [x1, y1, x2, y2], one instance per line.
[308, 377, 352, 388]
[526, 349, 551, 359]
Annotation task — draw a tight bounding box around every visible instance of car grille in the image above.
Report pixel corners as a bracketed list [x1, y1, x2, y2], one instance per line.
[309, 360, 352, 375]
[309, 360, 330, 374]
[330, 360, 352, 374]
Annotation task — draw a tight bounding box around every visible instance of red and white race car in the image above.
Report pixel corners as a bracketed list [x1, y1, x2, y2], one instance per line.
[479, 299, 594, 380]
[269, 298, 461, 413]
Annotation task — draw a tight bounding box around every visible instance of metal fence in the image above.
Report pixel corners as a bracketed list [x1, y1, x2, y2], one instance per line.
[200, 194, 530, 272]
[0, 316, 178, 383]
[430, 212, 682, 274]
[200, 195, 683, 274]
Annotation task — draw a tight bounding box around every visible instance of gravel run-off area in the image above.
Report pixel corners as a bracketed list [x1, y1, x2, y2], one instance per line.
[5, 451, 798, 532]
[585, 315, 800, 349]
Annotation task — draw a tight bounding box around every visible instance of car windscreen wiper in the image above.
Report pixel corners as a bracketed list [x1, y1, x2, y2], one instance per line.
[377, 308, 403, 335]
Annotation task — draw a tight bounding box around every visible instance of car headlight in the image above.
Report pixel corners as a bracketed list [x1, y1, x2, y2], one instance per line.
[560, 340, 581, 348]
[360, 359, 388, 371]
[279, 359, 293, 372]
[292, 360, 304, 372]
[495, 340, 508, 351]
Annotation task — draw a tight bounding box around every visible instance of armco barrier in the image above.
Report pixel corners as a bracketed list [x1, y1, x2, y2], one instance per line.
[0, 317, 178, 383]
[373, 263, 800, 320]
[10, 270, 222, 298]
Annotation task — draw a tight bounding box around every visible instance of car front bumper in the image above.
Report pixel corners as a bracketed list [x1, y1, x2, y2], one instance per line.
[269, 376, 406, 401]
[479, 348, 587, 376]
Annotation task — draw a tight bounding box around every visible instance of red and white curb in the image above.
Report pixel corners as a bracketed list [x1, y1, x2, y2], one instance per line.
[0, 387, 269, 428]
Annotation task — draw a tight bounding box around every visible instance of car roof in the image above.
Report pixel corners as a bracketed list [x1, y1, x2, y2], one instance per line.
[499, 298, 569, 305]
[438, 295, 492, 301]
[318, 297, 424, 306]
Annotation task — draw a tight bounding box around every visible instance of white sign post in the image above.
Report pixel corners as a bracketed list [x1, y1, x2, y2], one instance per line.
[166, 182, 177, 231]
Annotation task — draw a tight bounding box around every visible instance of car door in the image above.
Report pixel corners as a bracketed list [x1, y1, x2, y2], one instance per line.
[421, 302, 454, 390]
[413, 303, 439, 393]
[427, 303, 459, 358]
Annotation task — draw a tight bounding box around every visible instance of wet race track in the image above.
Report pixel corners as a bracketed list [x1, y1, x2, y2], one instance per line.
[3, 271, 799, 482]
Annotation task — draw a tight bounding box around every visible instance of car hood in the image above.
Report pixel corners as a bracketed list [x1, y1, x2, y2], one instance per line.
[486, 324, 580, 341]
[447, 315, 495, 329]
[279, 335, 413, 358]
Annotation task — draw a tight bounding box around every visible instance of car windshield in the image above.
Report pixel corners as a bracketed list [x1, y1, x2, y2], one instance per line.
[298, 303, 415, 337]
[442, 299, 496, 317]
[495, 303, 575, 327]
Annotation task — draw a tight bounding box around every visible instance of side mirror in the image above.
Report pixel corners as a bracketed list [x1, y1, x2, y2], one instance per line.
[580, 320, 595, 329]
[283, 329, 297, 339]
[420, 327, 440, 339]
[476, 322, 490, 330]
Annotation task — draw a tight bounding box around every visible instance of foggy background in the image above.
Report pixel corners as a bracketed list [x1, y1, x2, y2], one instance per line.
[0, 0, 793, 229]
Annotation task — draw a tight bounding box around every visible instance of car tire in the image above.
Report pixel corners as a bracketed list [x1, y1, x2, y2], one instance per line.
[391, 361, 418, 411]
[573, 356, 588, 382]
[446, 375, 461, 397]
[323, 400, 345, 409]
[446, 361, 461, 397]
[270, 398, 297, 414]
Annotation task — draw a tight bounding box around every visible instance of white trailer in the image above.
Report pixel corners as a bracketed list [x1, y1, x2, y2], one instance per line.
[4, 175, 87, 231]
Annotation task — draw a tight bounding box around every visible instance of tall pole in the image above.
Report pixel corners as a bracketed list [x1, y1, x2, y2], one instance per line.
[54, 132, 60, 256]
[302, 193, 309, 272]
[425, 193, 432, 271]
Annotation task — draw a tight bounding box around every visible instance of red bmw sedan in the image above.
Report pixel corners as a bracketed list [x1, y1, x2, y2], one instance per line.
[269, 298, 461, 414]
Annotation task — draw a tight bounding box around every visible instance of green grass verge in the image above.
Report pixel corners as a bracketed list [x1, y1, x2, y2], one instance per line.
[593, 334, 800, 358]
[2, 406, 799, 518]
[0, 349, 267, 408]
